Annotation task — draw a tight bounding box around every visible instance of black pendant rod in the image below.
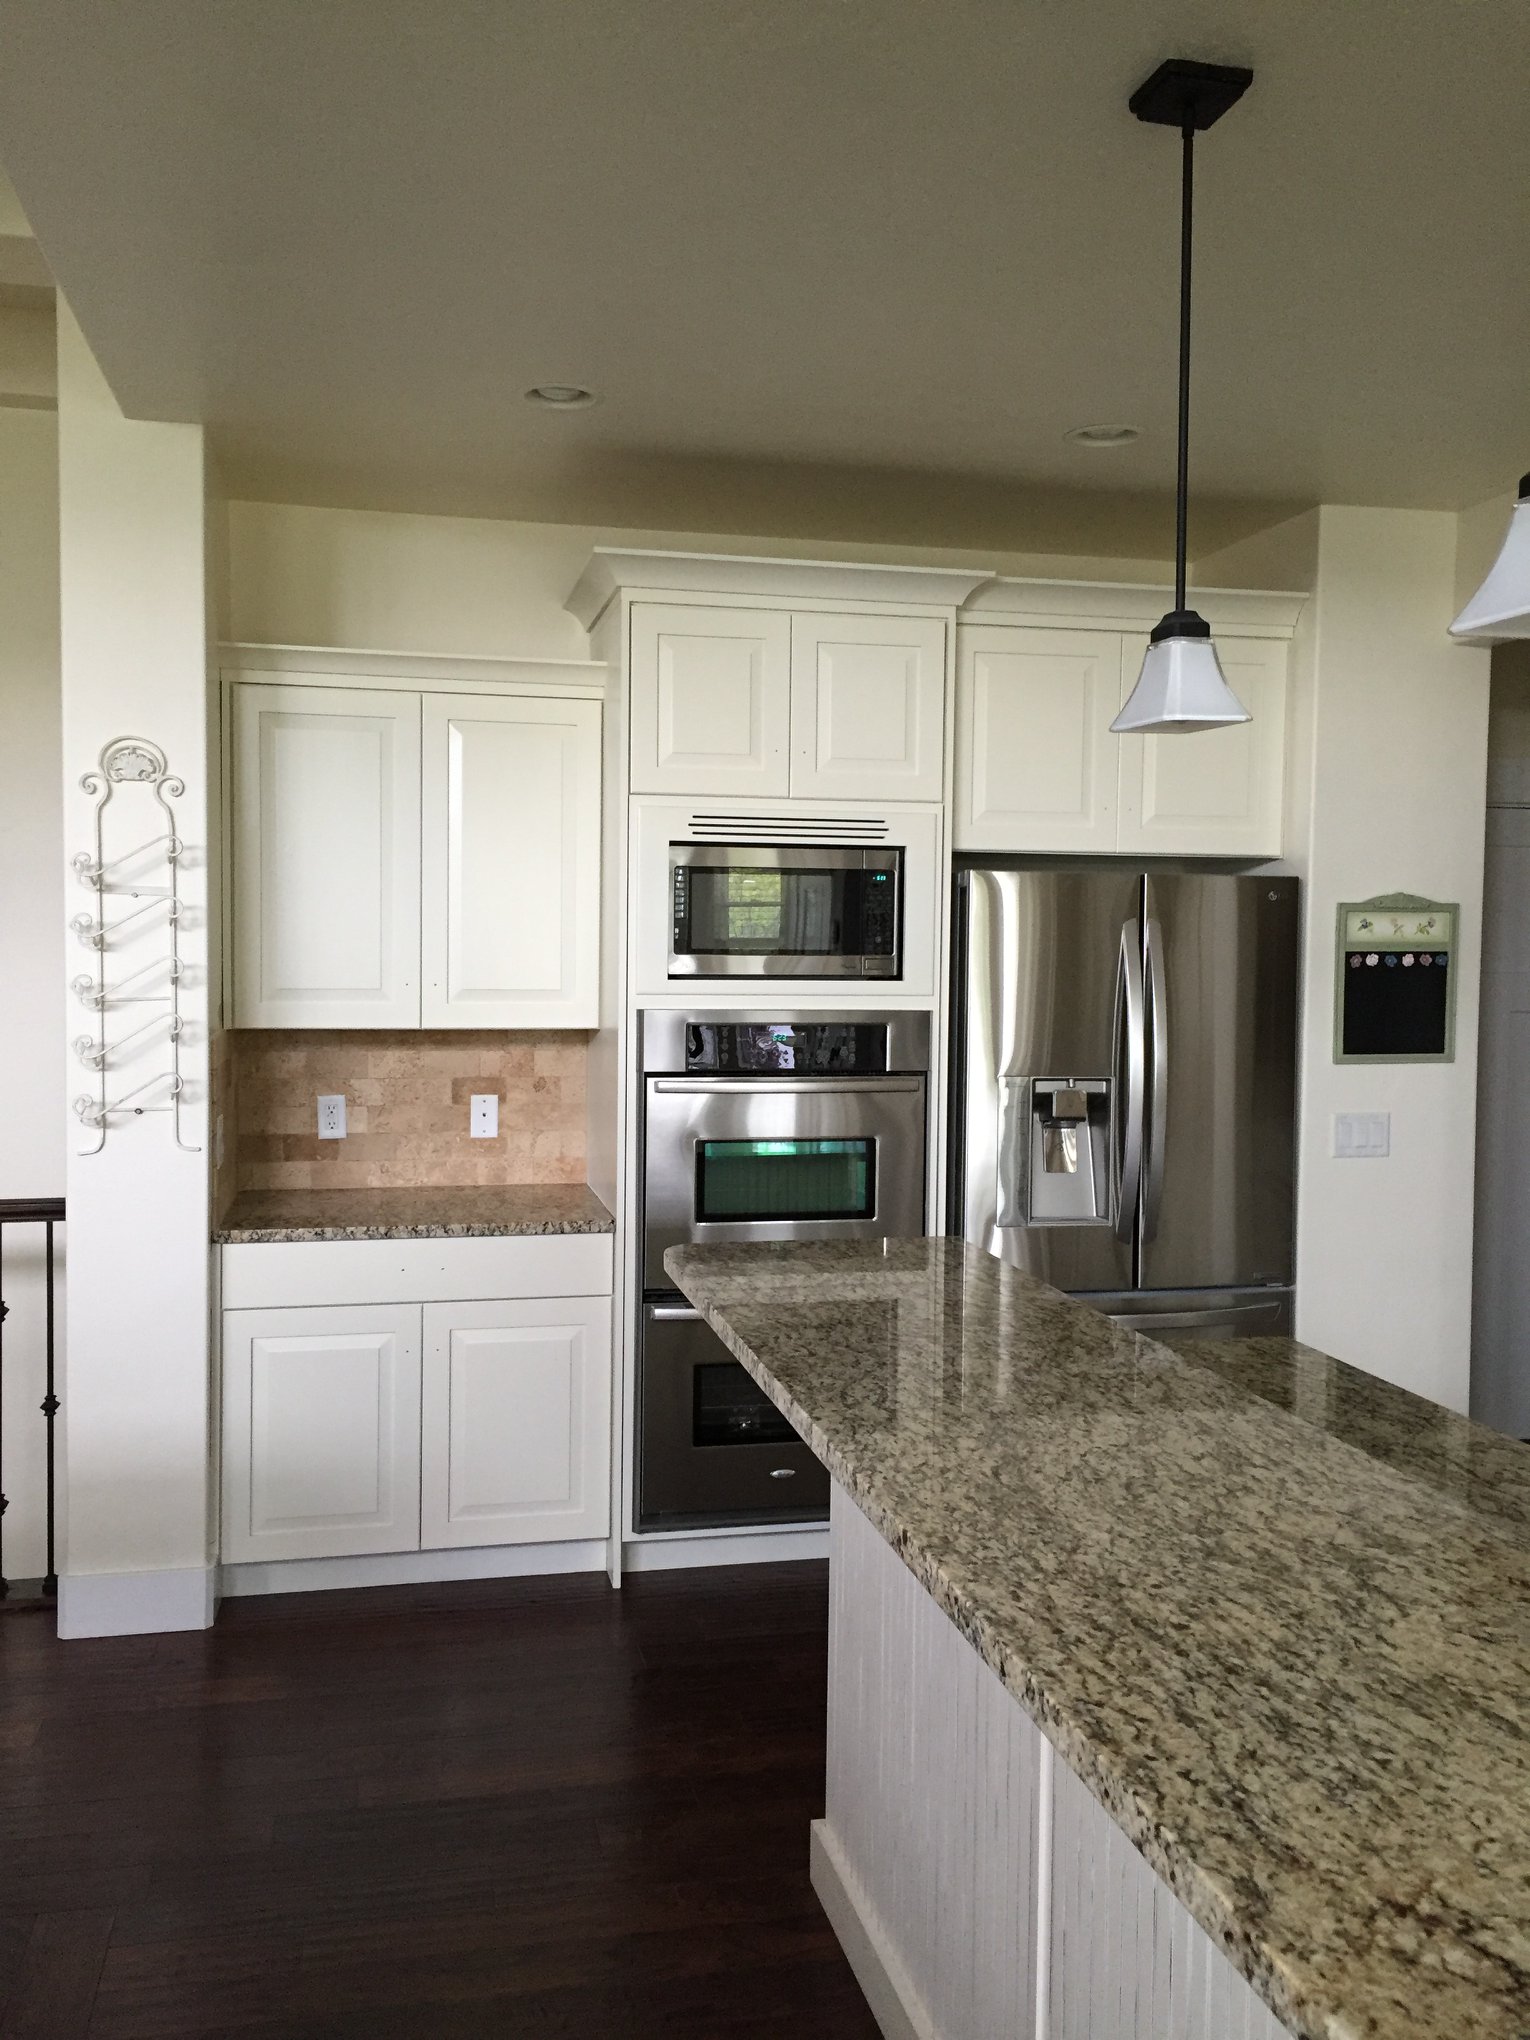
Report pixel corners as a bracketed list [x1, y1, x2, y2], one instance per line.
[1175, 122, 1193, 616]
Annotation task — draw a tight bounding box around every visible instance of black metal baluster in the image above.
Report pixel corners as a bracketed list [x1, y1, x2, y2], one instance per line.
[0, 1211, 8, 1602]
[43, 1218, 58, 1598]
[0, 1198, 65, 1608]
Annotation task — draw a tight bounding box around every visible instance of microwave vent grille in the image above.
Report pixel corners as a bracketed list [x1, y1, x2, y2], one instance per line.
[686, 813, 891, 842]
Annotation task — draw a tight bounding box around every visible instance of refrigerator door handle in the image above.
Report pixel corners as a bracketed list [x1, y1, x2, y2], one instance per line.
[1107, 1299, 1285, 1334]
[1143, 915, 1169, 1240]
[1114, 918, 1145, 1243]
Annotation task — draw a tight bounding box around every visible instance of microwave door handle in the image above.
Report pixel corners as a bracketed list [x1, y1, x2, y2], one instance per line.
[1114, 917, 1145, 1244]
[1143, 915, 1168, 1242]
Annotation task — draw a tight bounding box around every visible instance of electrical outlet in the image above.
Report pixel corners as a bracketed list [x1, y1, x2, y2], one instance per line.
[1333, 1111, 1389, 1159]
[470, 1093, 499, 1139]
[317, 1094, 347, 1140]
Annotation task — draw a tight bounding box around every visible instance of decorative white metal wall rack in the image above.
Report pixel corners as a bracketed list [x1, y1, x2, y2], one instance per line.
[69, 737, 198, 1155]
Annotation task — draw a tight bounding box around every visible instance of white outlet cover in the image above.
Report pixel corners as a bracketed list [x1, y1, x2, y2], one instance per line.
[317, 1093, 347, 1140]
[1333, 1110, 1390, 1159]
[470, 1093, 499, 1139]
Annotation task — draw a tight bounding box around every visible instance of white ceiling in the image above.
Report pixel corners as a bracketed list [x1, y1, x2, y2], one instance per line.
[1, 0, 1527, 547]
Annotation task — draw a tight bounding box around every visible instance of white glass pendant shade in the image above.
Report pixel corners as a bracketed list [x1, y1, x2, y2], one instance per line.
[1111, 609, 1250, 734]
[1450, 478, 1530, 641]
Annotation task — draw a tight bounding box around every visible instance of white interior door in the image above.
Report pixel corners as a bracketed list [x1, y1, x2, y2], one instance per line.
[953, 626, 1123, 852]
[231, 681, 421, 1027]
[421, 1297, 612, 1547]
[421, 693, 601, 1028]
[629, 602, 791, 796]
[222, 1304, 422, 1563]
[1115, 636, 1288, 856]
[789, 612, 947, 801]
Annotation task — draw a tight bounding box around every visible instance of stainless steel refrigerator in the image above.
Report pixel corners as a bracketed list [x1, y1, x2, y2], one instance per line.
[948, 867, 1299, 1338]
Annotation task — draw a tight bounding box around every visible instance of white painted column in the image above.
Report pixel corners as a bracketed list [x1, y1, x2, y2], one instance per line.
[1293, 507, 1490, 1411]
[55, 300, 214, 1637]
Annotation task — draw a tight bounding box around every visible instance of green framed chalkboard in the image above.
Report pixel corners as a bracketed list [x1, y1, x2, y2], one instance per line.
[1334, 893, 1458, 1064]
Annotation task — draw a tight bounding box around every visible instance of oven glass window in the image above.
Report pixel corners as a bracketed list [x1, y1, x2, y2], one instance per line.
[681, 867, 852, 956]
[692, 1361, 797, 1447]
[695, 1138, 876, 1222]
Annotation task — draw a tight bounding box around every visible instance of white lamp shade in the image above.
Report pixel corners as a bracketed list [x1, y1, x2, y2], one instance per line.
[1111, 628, 1251, 735]
[1450, 493, 1530, 641]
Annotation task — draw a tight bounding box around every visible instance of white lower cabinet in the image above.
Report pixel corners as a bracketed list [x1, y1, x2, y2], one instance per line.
[221, 1253, 613, 1568]
[222, 1305, 423, 1563]
[421, 1297, 612, 1547]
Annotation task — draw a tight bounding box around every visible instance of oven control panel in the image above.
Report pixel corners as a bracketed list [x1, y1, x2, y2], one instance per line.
[681, 1022, 887, 1075]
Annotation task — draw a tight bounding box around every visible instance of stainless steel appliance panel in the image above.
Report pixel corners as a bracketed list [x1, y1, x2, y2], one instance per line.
[1137, 875, 1298, 1292]
[638, 1299, 829, 1526]
[951, 866, 1138, 1291]
[642, 1071, 926, 1287]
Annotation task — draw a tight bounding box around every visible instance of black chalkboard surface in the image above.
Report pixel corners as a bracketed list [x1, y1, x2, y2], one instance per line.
[1334, 895, 1457, 1064]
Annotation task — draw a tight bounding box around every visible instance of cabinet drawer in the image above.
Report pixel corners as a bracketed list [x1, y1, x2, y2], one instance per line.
[221, 1233, 614, 1310]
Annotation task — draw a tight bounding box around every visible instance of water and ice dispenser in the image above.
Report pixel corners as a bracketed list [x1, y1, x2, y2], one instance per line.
[1005, 1077, 1113, 1225]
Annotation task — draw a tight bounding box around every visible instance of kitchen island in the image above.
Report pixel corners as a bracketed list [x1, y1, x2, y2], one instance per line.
[665, 1237, 1530, 2040]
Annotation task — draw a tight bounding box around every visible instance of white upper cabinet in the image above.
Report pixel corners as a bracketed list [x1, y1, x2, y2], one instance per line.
[421, 694, 601, 1028]
[420, 1296, 612, 1548]
[789, 612, 947, 802]
[955, 626, 1122, 853]
[232, 683, 421, 1027]
[228, 667, 602, 1029]
[222, 1304, 423, 1564]
[629, 602, 791, 797]
[1115, 635, 1288, 857]
[955, 623, 1289, 858]
[629, 600, 947, 802]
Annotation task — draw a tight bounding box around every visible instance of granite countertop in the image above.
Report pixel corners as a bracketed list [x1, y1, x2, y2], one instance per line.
[214, 1183, 614, 1243]
[665, 1237, 1530, 2040]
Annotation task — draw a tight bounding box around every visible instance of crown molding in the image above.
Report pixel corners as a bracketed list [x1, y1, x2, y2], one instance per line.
[564, 547, 995, 628]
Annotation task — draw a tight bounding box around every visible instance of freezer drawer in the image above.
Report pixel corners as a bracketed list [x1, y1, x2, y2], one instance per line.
[1078, 1287, 1293, 1341]
[638, 1297, 829, 1530]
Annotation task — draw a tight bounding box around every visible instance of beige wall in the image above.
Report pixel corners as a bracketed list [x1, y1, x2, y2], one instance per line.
[0, 401, 61, 1580]
[1291, 507, 1490, 1410]
[57, 301, 213, 1633]
[221, 498, 1177, 661]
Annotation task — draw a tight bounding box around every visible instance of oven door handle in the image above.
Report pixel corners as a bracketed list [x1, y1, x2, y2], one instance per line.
[647, 1076, 925, 1097]
[647, 1302, 704, 1324]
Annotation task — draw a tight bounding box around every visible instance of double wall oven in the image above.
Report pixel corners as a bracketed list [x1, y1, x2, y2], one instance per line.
[638, 1011, 930, 1529]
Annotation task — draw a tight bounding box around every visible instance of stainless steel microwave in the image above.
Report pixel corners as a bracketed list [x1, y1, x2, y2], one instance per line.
[668, 843, 902, 979]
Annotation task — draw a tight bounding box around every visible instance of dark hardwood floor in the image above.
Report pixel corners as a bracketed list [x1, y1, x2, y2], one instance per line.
[0, 1561, 880, 2039]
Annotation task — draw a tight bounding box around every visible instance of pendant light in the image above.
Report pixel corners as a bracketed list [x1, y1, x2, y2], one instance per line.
[1450, 475, 1530, 640]
[1113, 59, 1255, 736]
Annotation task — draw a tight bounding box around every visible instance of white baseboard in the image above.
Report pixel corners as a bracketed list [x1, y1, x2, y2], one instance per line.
[810, 1820, 939, 2040]
[621, 1525, 829, 1572]
[219, 1538, 610, 1598]
[57, 1563, 218, 1639]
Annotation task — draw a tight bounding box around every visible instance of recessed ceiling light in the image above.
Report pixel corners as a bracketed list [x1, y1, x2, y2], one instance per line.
[1064, 424, 1141, 448]
[525, 384, 597, 408]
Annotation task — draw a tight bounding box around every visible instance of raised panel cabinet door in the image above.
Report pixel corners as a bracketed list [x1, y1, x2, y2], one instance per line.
[420, 694, 601, 1028]
[231, 682, 422, 1027]
[954, 626, 1124, 852]
[789, 612, 947, 801]
[420, 1296, 612, 1548]
[628, 602, 791, 796]
[1115, 637, 1288, 857]
[222, 1305, 422, 1563]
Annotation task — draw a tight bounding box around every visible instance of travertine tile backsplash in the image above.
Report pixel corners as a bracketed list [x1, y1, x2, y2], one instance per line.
[227, 1030, 588, 1193]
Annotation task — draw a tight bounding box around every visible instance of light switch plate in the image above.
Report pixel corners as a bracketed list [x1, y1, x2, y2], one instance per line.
[470, 1093, 499, 1139]
[1333, 1110, 1389, 1158]
[317, 1094, 347, 1140]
